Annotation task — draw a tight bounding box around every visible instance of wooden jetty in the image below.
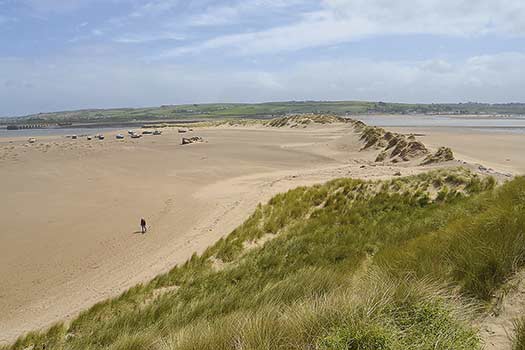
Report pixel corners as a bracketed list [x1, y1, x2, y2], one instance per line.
[6, 124, 53, 130]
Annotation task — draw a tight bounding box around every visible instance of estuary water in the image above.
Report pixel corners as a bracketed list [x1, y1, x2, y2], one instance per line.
[355, 115, 525, 134]
[0, 126, 124, 139]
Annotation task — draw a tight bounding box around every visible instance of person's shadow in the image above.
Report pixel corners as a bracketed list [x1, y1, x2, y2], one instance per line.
[132, 230, 142, 234]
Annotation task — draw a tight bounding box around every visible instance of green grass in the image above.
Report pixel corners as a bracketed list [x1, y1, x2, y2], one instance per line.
[161, 272, 478, 350]
[6, 168, 525, 350]
[375, 175, 525, 300]
[514, 317, 525, 350]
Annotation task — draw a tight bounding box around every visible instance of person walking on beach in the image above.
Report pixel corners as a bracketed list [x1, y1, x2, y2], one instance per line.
[140, 217, 147, 234]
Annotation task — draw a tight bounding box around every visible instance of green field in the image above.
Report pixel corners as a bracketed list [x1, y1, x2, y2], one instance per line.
[7, 167, 525, 350]
[3, 101, 525, 124]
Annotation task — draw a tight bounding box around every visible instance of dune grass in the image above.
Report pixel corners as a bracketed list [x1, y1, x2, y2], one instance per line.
[7, 168, 525, 350]
[375, 175, 525, 301]
[514, 317, 525, 350]
[158, 272, 479, 350]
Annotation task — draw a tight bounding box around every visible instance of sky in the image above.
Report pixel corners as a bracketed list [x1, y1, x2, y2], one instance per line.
[1, 0, 525, 116]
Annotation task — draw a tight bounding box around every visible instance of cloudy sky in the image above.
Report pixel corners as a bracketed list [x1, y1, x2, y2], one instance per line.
[1, 0, 525, 116]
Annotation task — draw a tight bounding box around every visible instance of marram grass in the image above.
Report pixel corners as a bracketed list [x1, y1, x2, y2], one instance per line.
[7, 168, 525, 350]
[513, 317, 525, 350]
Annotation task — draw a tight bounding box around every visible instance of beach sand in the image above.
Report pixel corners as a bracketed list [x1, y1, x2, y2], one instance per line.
[387, 127, 525, 175]
[0, 123, 522, 343]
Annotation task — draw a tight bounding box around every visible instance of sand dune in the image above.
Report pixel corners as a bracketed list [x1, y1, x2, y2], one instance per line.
[0, 121, 520, 343]
[388, 127, 525, 175]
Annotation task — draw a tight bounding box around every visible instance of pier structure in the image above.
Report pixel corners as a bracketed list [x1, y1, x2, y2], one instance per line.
[6, 123, 53, 130]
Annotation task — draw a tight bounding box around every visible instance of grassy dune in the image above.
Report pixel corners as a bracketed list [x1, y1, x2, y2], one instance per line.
[7, 168, 525, 350]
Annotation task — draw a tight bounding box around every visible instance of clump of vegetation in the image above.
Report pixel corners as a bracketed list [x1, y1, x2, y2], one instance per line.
[391, 139, 428, 162]
[360, 126, 387, 149]
[376, 176, 524, 300]
[7, 169, 524, 350]
[166, 272, 479, 350]
[177, 118, 264, 128]
[514, 317, 525, 350]
[349, 121, 431, 162]
[421, 147, 455, 165]
[265, 114, 348, 128]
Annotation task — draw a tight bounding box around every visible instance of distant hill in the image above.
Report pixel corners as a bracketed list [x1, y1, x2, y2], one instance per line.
[2, 101, 525, 124]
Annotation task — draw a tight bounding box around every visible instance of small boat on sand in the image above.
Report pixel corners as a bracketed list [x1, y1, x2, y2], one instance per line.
[97, 134, 105, 140]
[153, 130, 162, 135]
[28, 137, 36, 143]
[87, 136, 92, 140]
[131, 133, 142, 139]
[116, 134, 125, 139]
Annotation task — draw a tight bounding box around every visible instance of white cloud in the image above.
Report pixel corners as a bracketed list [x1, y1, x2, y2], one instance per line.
[325, 0, 525, 35]
[187, 0, 303, 26]
[2, 52, 525, 116]
[127, 0, 178, 18]
[114, 32, 184, 43]
[278, 53, 525, 103]
[188, 5, 245, 27]
[422, 60, 454, 74]
[103, 0, 306, 49]
[161, 15, 375, 57]
[165, 0, 525, 57]
[22, 0, 95, 14]
[3, 0, 523, 117]
[22, 0, 135, 14]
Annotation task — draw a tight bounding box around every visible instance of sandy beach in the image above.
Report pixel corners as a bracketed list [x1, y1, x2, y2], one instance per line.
[0, 121, 522, 343]
[387, 127, 525, 175]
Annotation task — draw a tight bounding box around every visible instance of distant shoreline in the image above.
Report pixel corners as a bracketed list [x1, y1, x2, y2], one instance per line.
[1, 119, 207, 130]
[2, 100, 525, 125]
[0, 115, 279, 132]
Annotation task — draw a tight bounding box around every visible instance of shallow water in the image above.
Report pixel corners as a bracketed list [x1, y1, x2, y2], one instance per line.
[355, 115, 525, 134]
[0, 126, 124, 138]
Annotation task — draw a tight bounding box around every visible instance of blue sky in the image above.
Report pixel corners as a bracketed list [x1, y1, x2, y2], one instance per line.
[1, 0, 525, 116]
